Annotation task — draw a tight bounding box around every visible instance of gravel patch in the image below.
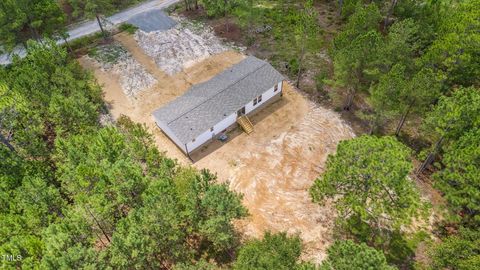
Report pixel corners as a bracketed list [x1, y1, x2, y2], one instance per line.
[88, 43, 157, 98]
[135, 17, 244, 75]
[127, 9, 177, 32]
[99, 113, 115, 126]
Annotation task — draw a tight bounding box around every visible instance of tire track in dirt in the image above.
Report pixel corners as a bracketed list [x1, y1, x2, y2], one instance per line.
[229, 102, 355, 263]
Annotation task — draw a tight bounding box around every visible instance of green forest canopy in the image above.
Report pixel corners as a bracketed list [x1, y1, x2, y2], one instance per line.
[0, 0, 479, 269]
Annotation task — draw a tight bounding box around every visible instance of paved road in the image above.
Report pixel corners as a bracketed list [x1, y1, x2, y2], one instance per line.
[0, 0, 180, 65]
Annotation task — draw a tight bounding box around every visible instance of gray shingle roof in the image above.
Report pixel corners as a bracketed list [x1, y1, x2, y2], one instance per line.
[153, 56, 284, 144]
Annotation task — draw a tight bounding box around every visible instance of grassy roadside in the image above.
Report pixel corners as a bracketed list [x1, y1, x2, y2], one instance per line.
[64, 23, 137, 58]
[59, 0, 148, 25]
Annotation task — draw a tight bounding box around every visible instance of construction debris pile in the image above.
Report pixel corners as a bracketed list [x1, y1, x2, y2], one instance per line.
[135, 19, 238, 75]
[89, 43, 157, 97]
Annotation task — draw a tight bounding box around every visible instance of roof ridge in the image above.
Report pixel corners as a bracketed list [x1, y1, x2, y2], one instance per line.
[166, 58, 268, 125]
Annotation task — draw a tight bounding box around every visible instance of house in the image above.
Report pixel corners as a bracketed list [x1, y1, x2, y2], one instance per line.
[152, 56, 285, 155]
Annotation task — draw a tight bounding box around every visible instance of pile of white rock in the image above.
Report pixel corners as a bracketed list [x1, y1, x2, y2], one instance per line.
[90, 43, 157, 98]
[135, 19, 234, 75]
[113, 57, 157, 97]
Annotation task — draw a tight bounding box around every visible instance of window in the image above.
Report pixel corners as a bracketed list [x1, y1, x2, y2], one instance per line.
[253, 98, 258, 106]
[258, 95, 262, 103]
[274, 84, 278, 92]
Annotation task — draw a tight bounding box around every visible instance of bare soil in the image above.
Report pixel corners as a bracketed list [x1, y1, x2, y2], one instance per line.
[173, 1, 444, 265]
[80, 32, 355, 263]
[213, 21, 243, 43]
[195, 84, 354, 262]
[80, 33, 245, 163]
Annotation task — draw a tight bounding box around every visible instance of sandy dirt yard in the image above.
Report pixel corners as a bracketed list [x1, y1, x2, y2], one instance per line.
[79, 32, 355, 263]
[194, 87, 355, 262]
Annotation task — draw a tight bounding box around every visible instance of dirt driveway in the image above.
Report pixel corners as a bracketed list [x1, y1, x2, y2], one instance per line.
[80, 33, 355, 263]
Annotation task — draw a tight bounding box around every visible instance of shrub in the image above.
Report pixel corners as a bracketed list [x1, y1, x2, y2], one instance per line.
[119, 23, 138, 34]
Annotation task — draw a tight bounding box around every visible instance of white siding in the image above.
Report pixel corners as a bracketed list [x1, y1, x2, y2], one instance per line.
[186, 112, 237, 152]
[156, 121, 187, 153]
[186, 129, 211, 152]
[184, 81, 284, 153]
[246, 81, 282, 114]
[214, 112, 238, 134]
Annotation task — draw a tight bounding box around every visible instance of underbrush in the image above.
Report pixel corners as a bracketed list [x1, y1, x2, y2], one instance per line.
[334, 217, 431, 269]
[63, 0, 145, 25]
[66, 22, 135, 57]
[177, 1, 332, 87]
[88, 43, 127, 66]
[119, 23, 138, 34]
[67, 32, 106, 56]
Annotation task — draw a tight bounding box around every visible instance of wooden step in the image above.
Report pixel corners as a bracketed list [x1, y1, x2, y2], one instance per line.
[237, 115, 254, 135]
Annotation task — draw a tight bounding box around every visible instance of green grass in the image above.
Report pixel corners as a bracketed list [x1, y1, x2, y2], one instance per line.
[315, 69, 329, 93]
[236, 2, 325, 80]
[179, 19, 204, 33]
[67, 32, 105, 53]
[88, 43, 127, 65]
[119, 23, 138, 34]
[66, 0, 145, 24]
